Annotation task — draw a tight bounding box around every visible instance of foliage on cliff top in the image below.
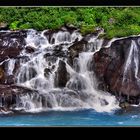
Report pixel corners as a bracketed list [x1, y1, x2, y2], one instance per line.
[0, 7, 140, 38]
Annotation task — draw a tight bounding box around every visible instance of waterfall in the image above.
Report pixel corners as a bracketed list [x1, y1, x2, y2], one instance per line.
[123, 40, 140, 84]
[66, 37, 119, 112]
[7, 59, 16, 75]
[0, 28, 120, 113]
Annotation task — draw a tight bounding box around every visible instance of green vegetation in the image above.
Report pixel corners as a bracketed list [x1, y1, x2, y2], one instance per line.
[0, 7, 140, 38]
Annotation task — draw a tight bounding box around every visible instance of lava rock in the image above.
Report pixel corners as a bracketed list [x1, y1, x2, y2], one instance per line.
[0, 31, 27, 63]
[25, 46, 36, 53]
[6, 75, 15, 85]
[93, 36, 140, 105]
[0, 67, 5, 84]
[55, 60, 70, 88]
[0, 84, 38, 110]
[68, 40, 88, 66]
[0, 22, 8, 30]
[44, 68, 52, 78]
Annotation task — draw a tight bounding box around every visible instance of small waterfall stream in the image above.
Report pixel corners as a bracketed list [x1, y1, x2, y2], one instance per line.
[123, 40, 140, 84]
[0, 28, 120, 113]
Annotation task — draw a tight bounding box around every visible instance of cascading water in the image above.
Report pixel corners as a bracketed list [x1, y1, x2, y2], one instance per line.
[7, 59, 16, 75]
[66, 36, 119, 112]
[1, 28, 119, 113]
[123, 40, 140, 84]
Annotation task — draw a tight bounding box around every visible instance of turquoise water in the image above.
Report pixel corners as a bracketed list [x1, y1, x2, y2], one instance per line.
[0, 107, 140, 126]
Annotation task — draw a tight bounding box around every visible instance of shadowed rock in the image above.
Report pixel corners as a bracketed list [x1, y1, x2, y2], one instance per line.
[0, 31, 27, 63]
[55, 60, 70, 88]
[93, 36, 140, 105]
[0, 84, 38, 109]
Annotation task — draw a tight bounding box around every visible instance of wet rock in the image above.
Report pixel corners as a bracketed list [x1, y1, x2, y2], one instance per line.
[0, 30, 27, 38]
[69, 40, 87, 58]
[0, 31, 27, 63]
[0, 84, 38, 109]
[43, 28, 69, 44]
[0, 84, 37, 96]
[100, 99, 109, 106]
[11, 59, 23, 75]
[0, 63, 17, 84]
[25, 46, 36, 53]
[0, 67, 4, 79]
[44, 53, 51, 58]
[55, 60, 70, 88]
[44, 55, 57, 64]
[64, 89, 79, 98]
[1, 28, 140, 110]
[93, 36, 140, 104]
[68, 40, 88, 66]
[98, 82, 108, 91]
[54, 44, 63, 51]
[63, 24, 78, 34]
[0, 67, 5, 84]
[6, 75, 15, 85]
[44, 68, 52, 78]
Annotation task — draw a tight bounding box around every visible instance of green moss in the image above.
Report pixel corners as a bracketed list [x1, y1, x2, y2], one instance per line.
[19, 23, 31, 29]
[0, 7, 140, 38]
[9, 21, 20, 30]
[80, 24, 96, 35]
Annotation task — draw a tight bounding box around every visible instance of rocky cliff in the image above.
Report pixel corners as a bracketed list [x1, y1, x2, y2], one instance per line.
[0, 27, 139, 113]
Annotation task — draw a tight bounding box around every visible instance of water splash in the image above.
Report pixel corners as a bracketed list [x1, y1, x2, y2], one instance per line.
[66, 38, 119, 112]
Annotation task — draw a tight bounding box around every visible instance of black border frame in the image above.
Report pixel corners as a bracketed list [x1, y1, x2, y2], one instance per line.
[0, 0, 140, 6]
[0, 0, 140, 129]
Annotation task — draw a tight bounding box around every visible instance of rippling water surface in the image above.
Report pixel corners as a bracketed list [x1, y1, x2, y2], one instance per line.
[0, 107, 140, 126]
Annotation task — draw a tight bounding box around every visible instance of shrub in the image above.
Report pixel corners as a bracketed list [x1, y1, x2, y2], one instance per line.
[0, 7, 140, 38]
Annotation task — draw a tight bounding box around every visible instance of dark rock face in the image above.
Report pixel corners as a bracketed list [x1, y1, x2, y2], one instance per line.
[0, 67, 5, 84]
[25, 46, 36, 53]
[0, 31, 27, 62]
[1, 28, 140, 112]
[93, 36, 140, 104]
[0, 31, 31, 112]
[69, 40, 87, 58]
[0, 84, 38, 109]
[43, 25, 78, 44]
[0, 31, 28, 86]
[55, 60, 70, 88]
[68, 40, 88, 66]
[6, 75, 15, 85]
[44, 68, 52, 78]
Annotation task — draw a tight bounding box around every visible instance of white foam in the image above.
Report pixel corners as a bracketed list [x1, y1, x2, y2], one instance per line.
[11, 29, 120, 113]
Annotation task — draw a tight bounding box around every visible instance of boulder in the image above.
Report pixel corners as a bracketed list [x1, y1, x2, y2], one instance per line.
[0, 84, 38, 109]
[0, 31, 27, 63]
[93, 36, 140, 104]
[0, 67, 6, 84]
[25, 46, 36, 53]
[55, 60, 70, 88]
[68, 40, 88, 66]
